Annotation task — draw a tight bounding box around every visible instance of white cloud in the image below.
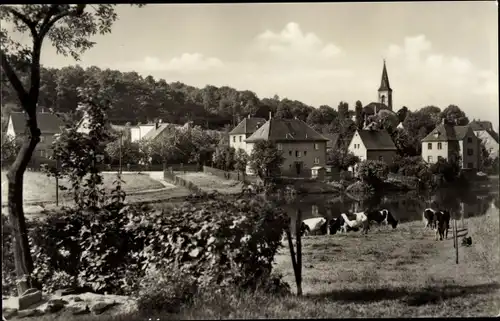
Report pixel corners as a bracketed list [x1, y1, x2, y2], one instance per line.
[255, 22, 342, 62]
[384, 34, 498, 121]
[118, 53, 224, 74]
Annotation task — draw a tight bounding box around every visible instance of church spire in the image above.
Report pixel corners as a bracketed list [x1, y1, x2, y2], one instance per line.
[378, 59, 391, 91]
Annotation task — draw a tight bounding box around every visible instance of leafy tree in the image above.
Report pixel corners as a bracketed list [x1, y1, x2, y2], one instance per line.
[357, 160, 389, 187]
[105, 139, 141, 166]
[396, 106, 409, 123]
[249, 140, 284, 179]
[354, 100, 364, 130]
[419, 106, 442, 125]
[440, 105, 469, 125]
[327, 149, 359, 170]
[234, 148, 248, 173]
[0, 4, 138, 294]
[337, 101, 349, 120]
[1, 136, 22, 166]
[211, 146, 236, 171]
[429, 152, 461, 183]
[390, 128, 419, 156]
[403, 110, 436, 153]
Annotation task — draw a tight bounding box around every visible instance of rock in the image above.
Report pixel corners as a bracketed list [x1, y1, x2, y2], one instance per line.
[2, 307, 18, 319]
[17, 308, 39, 318]
[44, 299, 68, 313]
[90, 301, 116, 315]
[21, 288, 39, 297]
[72, 296, 83, 302]
[68, 304, 90, 315]
[55, 288, 77, 296]
[17, 289, 42, 310]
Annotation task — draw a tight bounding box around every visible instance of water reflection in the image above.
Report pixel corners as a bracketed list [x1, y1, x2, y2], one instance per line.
[273, 186, 499, 232]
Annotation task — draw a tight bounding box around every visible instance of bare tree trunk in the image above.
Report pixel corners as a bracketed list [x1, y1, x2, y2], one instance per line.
[7, 113, 41, 294]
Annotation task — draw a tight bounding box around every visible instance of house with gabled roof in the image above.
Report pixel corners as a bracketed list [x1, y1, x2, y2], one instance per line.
[228, 115, 267, 152]
[421, 122, 480, 170]
[347, 129, 397, 163]
[323, 133, 340, 152]
[469, 120, 499, 159]
[6, 111, 66, 159]
[245, 116, 328, 176]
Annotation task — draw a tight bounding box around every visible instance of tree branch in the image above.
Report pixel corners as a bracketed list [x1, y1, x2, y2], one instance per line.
[28, 39, 42, 104]
[0, 49, 28, 103]
[5, 7, 38, 38]
[39, 4, 87, 39]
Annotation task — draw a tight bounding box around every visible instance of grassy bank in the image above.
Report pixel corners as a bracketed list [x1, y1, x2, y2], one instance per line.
[0, 171, 165, 205]
[28, 209, 499, 320]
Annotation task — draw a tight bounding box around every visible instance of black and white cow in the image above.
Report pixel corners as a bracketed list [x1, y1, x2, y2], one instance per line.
[422, 208, 439, 230]
[366, 209, 398, 229]
[435, 210, 451, 241]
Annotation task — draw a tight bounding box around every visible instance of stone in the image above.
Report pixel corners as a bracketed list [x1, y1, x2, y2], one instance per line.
[21, 288, 39, 297]
[72, 296, 83, 302]
[17, 290, 42, 310]
[90, 301, 116, 315]
[55, 288, 77, 296]
[44, 299, 68, 313]
[16, 309, 37, 318]
[2, 307, 18, 319]
[68, 304, 90, 315]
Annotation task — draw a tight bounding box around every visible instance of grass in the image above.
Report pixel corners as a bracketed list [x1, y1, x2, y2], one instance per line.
[174, 172, 244, 194]
[1, 171, 165, 205]
[8, 209, 500, 320]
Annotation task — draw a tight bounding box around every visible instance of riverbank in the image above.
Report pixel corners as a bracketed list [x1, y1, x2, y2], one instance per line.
[24, 209, 498, 320]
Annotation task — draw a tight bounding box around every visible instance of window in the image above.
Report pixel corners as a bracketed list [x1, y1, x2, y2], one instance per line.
[427, 143, 432, 150]
[437, 156, 444, 161]
[314, 143, 319, 150]
[467, 137, 472, 143]
[277, 143, 283, 151]
[296, 151, 301, 157]
[437, 142, 442, 150]
[40, 150, 46, 158]
[289, 151, 292, 156]
[427, 156, 433, 163]
[304, 151, 307, 156]
[233, 136, 236, 142]
[239, 136, 242, 142]
[39, 136, 45, 142]
[314, 157, 320, 164]
[378, 156, 384, 161]
[467, 162, 473, 169]
[467, 148, 473, 156]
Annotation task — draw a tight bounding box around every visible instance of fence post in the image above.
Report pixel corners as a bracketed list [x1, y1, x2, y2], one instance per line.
[454, 219, 459, 264]
[55, 157, 59, 207]
[295, 209, 303, 296]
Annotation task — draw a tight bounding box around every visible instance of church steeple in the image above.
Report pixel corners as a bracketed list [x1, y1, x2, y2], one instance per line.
[378, 59, 393, 111]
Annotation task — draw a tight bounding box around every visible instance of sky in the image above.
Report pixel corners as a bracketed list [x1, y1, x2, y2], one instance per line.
[5, 2, 500, 130]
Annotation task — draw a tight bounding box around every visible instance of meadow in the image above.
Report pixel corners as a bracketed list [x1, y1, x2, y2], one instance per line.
[26, 206, 499, 320]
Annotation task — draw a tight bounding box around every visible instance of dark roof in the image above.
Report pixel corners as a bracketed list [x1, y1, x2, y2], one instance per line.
[245, 118, 329, 143]
[9, 112, 65, 135]
[378, 60, 392, 92]
[363, 102, 389, 115]
[142, 123, 179, 140]
[323, 133, 340, 149]
[421, 124, 472, 142]
[356, 129, 396, 150]
[228, 117, 267, 135]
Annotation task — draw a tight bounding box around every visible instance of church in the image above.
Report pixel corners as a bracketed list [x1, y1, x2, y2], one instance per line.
[363, 60, 393, 116]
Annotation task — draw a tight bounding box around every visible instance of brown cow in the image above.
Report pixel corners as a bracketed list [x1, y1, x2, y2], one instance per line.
[435, 210, 451, 241]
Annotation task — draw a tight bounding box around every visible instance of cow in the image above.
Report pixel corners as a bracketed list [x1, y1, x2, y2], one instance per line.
[366, 209, 398, 229]
[300, 217, 328, 236]
[422, 208, 438, 230]
[435, 210, 451, 241]
[341, 212, 370, 234]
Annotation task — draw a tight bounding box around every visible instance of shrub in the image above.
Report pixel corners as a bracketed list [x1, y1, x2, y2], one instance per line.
[1, 193, 289, 296]
[357, 160, 389, 186]
[345, 181, 375, 196]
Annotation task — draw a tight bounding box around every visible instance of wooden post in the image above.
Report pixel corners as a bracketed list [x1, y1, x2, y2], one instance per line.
[454, 219, 459, 264]
[55, 157, 59, 207]
[285, 219, 298, 293]
[295, 209, 303, 296]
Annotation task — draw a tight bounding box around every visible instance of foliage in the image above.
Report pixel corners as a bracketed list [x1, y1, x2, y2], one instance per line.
[402, 109, 437, 154]
[390, 128, 419, 157]
[212, 146, 236, 171]
[396, 106, 409, 123]
[429, 153, 461, 183]
[1, 194, 289, 296]
[389, 155, 428, 178]
[234, 148, 248, 173]
[419, 106, 442, 125]
[357, 160, 389, 186]
[440, 105, 469, 126]
[327, 149, 359, 171]
[249, 140, 284, 179]
[354, 100, 364, 130]
[105, 139, 142, 165]
[1, 135, 22, 166]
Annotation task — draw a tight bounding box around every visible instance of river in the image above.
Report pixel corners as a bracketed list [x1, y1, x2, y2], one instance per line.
[271, 182, 499, 231]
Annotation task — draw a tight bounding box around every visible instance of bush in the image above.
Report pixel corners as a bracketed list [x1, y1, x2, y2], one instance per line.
[345, 180, 375, 196]
[2, 193, 289, 296]
[357, 160, 389, 186]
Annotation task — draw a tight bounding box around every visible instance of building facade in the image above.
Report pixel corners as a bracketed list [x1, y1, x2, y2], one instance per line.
[347, 129, 397, 163]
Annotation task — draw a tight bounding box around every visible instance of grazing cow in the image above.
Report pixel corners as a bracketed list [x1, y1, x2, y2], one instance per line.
[435, 210, 451, 241]
[422, 208, 439, 230]
[341, 212, 370, 234]
[301, 217, 328, 236]
[366, 209, 398, 229]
